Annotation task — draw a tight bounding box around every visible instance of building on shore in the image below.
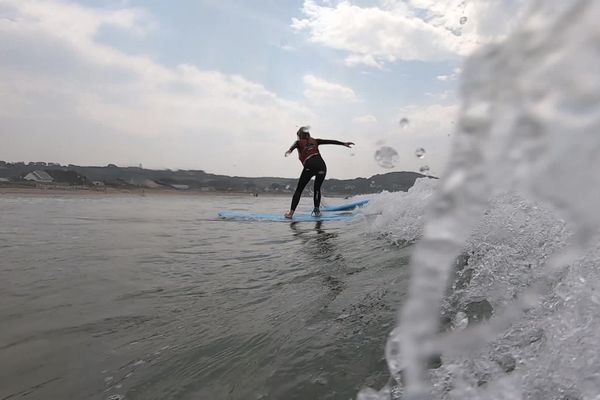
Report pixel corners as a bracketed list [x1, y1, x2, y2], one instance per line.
[24, 170, 54, 183]
[171, 184, 190, 190]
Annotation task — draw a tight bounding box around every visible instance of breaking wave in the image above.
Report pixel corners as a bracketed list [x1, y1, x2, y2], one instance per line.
[357, 1, 600, 399]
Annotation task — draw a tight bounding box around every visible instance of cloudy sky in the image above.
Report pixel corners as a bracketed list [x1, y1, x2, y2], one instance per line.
[0, 0, 527, 178]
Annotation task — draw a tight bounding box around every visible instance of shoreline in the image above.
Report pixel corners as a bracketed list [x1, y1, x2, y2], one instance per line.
[0, 186, 348, 198]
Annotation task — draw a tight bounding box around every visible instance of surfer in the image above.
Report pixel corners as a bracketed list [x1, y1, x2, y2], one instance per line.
[284, 126, 354, 219]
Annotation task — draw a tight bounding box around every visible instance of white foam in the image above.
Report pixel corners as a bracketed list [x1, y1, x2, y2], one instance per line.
[359, 1, 600, 398]
[361, 178, 437, 245]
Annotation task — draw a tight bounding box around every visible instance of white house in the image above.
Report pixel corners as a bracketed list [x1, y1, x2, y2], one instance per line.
[171, 184, 190, 190]
[24, 170, 53, 183]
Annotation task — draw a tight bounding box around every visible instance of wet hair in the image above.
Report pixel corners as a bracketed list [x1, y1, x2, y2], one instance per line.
[296, 126, 310, 139]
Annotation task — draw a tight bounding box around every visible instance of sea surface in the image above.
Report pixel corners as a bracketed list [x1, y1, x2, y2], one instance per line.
[0, 193, 411, 400]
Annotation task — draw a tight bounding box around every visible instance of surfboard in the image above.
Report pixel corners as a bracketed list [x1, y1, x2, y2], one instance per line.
[319, 199, 369, 212]
[218, 211, 356, 222]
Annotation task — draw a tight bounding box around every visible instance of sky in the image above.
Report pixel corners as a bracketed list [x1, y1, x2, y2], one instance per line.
[0, 0, 527, 179]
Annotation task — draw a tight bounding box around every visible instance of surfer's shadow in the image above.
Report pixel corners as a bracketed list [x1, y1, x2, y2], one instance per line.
[289, 221, 339, 243]
[289, 221, 351, 314]
[289, 220, 348, 273]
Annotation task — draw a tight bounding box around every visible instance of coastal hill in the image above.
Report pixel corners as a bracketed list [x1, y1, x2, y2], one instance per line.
[0, 161, 436, 195]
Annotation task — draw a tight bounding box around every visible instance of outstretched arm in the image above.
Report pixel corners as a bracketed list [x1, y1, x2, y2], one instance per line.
[285, 141, 298, 157]
[316, 139, 355, 148]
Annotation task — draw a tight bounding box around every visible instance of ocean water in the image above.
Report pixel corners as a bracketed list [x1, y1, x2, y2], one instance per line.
[0, 192, 420, 400]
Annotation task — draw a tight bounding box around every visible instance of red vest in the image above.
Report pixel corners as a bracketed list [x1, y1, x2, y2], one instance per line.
[297, 138, 320, 164]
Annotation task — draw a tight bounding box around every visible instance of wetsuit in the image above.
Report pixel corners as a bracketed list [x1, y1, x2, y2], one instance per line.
[288, 138, 346, 211]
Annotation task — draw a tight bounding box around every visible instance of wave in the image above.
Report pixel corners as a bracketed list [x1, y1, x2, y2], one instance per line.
[358, 1, 600, 399]
[362, 178, 437, 245]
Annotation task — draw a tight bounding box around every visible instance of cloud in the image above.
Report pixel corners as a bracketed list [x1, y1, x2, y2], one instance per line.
[437, 67, 462, 81]
[303, 74, 359, 104]
[0, 0, 314, 175]
[353, 114, 377, 124]
[0, 0, 154, 38]
[395, 103, 458, 130]
[425, 90, 454, 102]
[292, 0, 528, 67]
[0, 0, 472, 178]
[275, 39, 295, 52]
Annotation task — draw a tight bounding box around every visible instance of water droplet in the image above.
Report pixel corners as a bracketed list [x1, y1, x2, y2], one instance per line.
[374, 146, 399, 168]
[452, 27, 462, 36]
[419, 165, 430, 173]
[460, 16, 468, 25]
[454, 311, 468, 330]
[415, 147, 426, 159]
[399, 118, 409, 129]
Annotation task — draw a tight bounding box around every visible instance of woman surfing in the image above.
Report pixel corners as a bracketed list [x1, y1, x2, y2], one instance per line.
[284, 126, 354, 219]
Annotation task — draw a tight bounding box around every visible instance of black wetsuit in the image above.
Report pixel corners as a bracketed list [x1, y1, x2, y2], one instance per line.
[289, 139, 345, 211]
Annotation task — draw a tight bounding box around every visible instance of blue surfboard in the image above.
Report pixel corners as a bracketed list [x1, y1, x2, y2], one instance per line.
[218, 211, 356, 222]
[319, 199, 369, 212]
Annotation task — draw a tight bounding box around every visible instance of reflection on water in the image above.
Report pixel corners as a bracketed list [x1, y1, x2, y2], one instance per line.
[290, 221, 339, 256]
